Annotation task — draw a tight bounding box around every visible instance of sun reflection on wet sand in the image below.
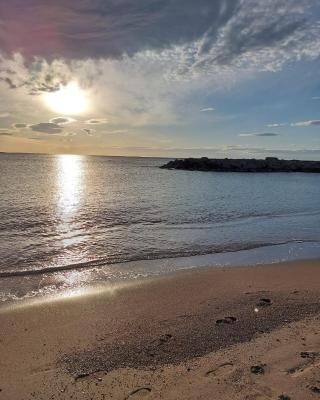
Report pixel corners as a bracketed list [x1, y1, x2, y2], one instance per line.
[0, 281, 135, 313]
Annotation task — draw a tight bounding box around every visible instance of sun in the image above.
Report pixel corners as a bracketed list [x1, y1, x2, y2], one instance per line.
[43, 81, 89, 115]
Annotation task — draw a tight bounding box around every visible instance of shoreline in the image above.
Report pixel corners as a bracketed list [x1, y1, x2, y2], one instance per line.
[1, 259, 320, 399]
[1, 240, 320, 305]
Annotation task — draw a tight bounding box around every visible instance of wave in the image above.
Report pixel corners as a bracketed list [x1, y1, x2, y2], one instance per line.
[0, 239, 312, 279]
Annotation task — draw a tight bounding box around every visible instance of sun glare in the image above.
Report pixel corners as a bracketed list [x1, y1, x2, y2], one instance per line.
[44, 81, 89, 115]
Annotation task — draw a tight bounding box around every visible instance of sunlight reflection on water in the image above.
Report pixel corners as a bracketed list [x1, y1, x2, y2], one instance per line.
[56, 154, 84, 218]
[52, 154, 90, 280]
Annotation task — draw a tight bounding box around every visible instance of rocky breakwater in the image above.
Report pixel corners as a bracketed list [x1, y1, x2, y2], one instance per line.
[160, 157, 320, 172]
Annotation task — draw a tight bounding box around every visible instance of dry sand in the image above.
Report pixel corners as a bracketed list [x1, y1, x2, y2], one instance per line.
[0, 260, 320, 400]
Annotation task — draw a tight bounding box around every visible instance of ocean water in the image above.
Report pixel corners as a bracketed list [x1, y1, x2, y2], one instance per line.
[1, 153, 320, 302]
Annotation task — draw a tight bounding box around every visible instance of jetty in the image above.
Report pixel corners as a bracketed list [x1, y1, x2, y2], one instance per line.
[161, 157, 320, 172]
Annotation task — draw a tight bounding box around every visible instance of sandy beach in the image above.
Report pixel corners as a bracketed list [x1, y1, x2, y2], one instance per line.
[1, 260, 320, 400]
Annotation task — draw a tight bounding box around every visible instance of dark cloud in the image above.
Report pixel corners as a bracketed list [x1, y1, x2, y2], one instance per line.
[0, 59, 71, 94]
[0, 131, 13, 136]
[0, 76, 17, 89]
[0, 0, 238, 59]
[82, 128, 94, 135]
[0, 1, 318, 98]
[85, 118, 108, 125]
[2, 0, 310, 63]
[29, 122, 63, 134]
[12, 123, 28, 128]
[49, 117, 75, 125]
[239, 133, 280, 137]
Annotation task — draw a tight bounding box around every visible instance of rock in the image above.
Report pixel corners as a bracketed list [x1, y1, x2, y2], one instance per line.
[160, 157, 320, 173]
[278, 395, 291, 400]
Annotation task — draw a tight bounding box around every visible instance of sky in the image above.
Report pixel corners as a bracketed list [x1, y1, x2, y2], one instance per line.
[0, 0, 320, 159]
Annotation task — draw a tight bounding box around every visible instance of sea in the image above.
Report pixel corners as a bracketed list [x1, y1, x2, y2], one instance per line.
[1, 152, 320, 303]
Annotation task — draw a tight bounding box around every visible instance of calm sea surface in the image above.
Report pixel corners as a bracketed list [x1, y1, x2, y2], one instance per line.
[1, 153, 320, 302]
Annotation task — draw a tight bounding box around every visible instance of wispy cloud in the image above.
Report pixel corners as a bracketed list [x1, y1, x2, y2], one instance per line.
[267, 123, 286, 127]
[104, 129, 128, 135]
[291, 120, 320, 127]
[104, 144, 320, 157]
[0, 113, 9, 118]
[200, 107, 215, 112]
[239, 132, 280, 137]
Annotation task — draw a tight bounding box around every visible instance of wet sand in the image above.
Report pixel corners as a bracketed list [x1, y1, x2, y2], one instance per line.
[0, 260, 320, 399]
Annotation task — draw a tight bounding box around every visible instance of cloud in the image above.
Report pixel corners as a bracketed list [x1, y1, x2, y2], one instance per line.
[0, 0, 320, 135]
[0, 0, 317, 72]
[0, 54, 73, 94]
[84, 118, 109, 125]
[0, 113, 9, 118]
[228, 146, 320, 156]
[82, 128, 94, 135]
[239, 132, 280, 137]
[0, 1, 239, 60]
[267, 123, 286, 127]
[0, 130, 13, 136]
[0, 1, 319, 91]
[291, 120, 320, 127]
[29, 122, 63, 134]
[101, 144, 320, 158]
[312, 96, 320, 100]
[12, 123, 28, 129]
[49, 117, 76, 125]
[104, 129, 128, 134]
[200, 107, 215, 112]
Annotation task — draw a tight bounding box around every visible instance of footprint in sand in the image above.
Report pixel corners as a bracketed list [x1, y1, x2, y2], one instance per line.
[300, 351, 319, 359]
[257, 298, 272, 307]
[216, 316, 237, 325]
[249, 385, 274, 400]
[251, 365, 265, 375]
[286, 351, 320, 377]
[287, 361, 320, 377]
[126, 387, 152, 399]
[205, 362, 234, 377]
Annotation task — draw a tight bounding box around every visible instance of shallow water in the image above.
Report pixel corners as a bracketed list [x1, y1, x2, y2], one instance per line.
[1, 153, 320, 302]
